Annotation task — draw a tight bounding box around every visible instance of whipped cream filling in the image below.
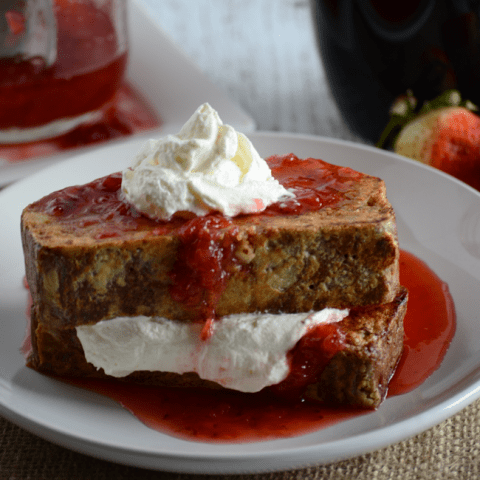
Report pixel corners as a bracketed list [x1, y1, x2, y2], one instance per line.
[76, 308, 349, 393]
[121, 103, 293, 220]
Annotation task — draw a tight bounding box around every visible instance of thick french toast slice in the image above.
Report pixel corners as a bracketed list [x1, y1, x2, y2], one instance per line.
[22, 158, 399, 325]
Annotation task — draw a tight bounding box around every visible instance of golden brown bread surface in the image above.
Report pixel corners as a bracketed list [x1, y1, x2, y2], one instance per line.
[22, 170, 400, 326]
[307, 287, 407, 407]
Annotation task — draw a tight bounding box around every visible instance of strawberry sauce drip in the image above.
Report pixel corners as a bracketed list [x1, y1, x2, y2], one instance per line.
[270, 323, 347, 400]
[60, 250, 456, 443]
[168, 215, 240, 338]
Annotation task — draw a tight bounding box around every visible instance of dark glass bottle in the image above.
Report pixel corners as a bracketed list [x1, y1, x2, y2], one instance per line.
[311, 0, 480, 143]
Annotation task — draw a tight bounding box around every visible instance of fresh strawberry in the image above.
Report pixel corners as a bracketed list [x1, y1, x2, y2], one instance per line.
[430, 108, 480, 190]
[378, 90, 480, 191]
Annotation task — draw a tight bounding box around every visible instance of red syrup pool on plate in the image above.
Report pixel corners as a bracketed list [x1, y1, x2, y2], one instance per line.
[387, 250, 456, 395]
[0, 82, 160, 163]
[61, 249, 456, 443]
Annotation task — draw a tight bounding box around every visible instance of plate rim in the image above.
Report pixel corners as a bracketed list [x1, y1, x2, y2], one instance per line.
[1, 131, 480, 474]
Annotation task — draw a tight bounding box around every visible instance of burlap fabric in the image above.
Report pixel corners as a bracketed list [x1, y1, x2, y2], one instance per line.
[1, 397, 479, 480]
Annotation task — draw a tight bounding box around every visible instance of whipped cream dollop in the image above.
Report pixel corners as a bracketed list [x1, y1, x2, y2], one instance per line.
[76, 308, 349, 393]
[121, 103, 293, 220]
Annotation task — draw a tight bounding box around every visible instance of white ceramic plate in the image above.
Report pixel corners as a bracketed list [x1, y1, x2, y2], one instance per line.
[0, 0, 255, 187]
[2, 132, 480, 475]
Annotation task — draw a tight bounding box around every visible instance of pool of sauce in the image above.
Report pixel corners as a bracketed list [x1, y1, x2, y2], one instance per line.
[62, 250, 455, 443]
[0, 82, 160, 162]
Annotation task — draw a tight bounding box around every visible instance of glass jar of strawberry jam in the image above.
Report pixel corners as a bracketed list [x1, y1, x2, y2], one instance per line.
[0, 0, 128, 143]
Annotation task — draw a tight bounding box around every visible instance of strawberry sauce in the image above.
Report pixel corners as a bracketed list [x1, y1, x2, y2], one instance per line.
[64, 250, 456, 443]
[266, 154, 364, 215]
[27, 155, 456, 442]
[388, 250, 456, 395]
[31, 154, 364, 225]
[168, 215, 241, 340]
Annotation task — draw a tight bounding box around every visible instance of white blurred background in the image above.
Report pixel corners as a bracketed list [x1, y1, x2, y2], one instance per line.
[140, 0, 359, 140]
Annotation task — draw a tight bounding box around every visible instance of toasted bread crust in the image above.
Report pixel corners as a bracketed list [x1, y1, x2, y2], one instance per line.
[308, 287, 407, 407]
